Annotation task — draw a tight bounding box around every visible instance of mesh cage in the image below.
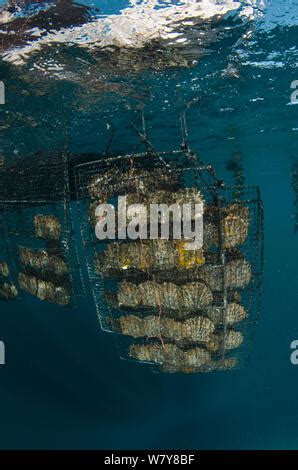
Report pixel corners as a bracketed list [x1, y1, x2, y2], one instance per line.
[0, 153, 83, 308]
[0, 204, 19, 302]
[75, 150, 264, 374]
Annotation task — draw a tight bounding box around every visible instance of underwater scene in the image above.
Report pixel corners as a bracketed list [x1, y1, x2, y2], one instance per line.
[0, 0, 297, 451]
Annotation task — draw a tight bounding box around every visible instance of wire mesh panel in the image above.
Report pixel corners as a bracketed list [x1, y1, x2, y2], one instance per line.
[0, 203, 19, 302]
[75, 150, 264, 374]
[0, 153, 83, 308]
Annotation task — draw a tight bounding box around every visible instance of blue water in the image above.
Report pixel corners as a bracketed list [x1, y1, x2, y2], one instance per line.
[0, 0, 298, 449]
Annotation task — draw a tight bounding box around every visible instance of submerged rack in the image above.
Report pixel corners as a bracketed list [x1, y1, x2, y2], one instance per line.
[0, 116, 264, 373]
[74, 143, 263, 373]
[0, 152, 83, 307]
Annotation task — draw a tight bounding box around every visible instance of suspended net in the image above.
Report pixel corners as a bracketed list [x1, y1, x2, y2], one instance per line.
[0, 203, 19, 302]
[0, 152, 82, 307]
[74, 148, 264, 374]
[0, 117, 264, 374]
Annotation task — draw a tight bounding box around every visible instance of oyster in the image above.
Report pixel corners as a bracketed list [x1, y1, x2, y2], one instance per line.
[118, 280, 213, 311]
[0, 283, 18, 300]
[88, 168, 179, 202]
[198, 259, 251, 291]
[118, 314, 215, 342]
[205, 204, 250, 248]
[19, 246, 68, 277]
[162, 357, 238, 373]
[18, 272, 70, 306]
[206, 330, 243, 352]
[34, 215, 61, 240]
[206, 303, 247, 325]
[129, 342, 211, 368]
[95, 239, 205, 274]
[0, 262, 9, 278]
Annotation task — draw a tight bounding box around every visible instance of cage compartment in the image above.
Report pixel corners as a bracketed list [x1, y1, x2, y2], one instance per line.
[0, 153, 83, 307]
[74, 149, 263, 373]
[74, 150, 209, 330]
[0, 204, 19, 301]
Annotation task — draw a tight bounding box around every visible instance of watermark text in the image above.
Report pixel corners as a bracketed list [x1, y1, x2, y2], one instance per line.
[0, 81, 4, 105]
[0, 341, 5, 365]
[95, 196, 204, 250]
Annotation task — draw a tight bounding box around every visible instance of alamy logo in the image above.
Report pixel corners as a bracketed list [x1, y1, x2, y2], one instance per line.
[0, 81, 5, 105]
[290, 80, 298, 105]
[0, 341, 5, 365]
[95, 195, 204, 250]
[290, 340, 298, 365]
